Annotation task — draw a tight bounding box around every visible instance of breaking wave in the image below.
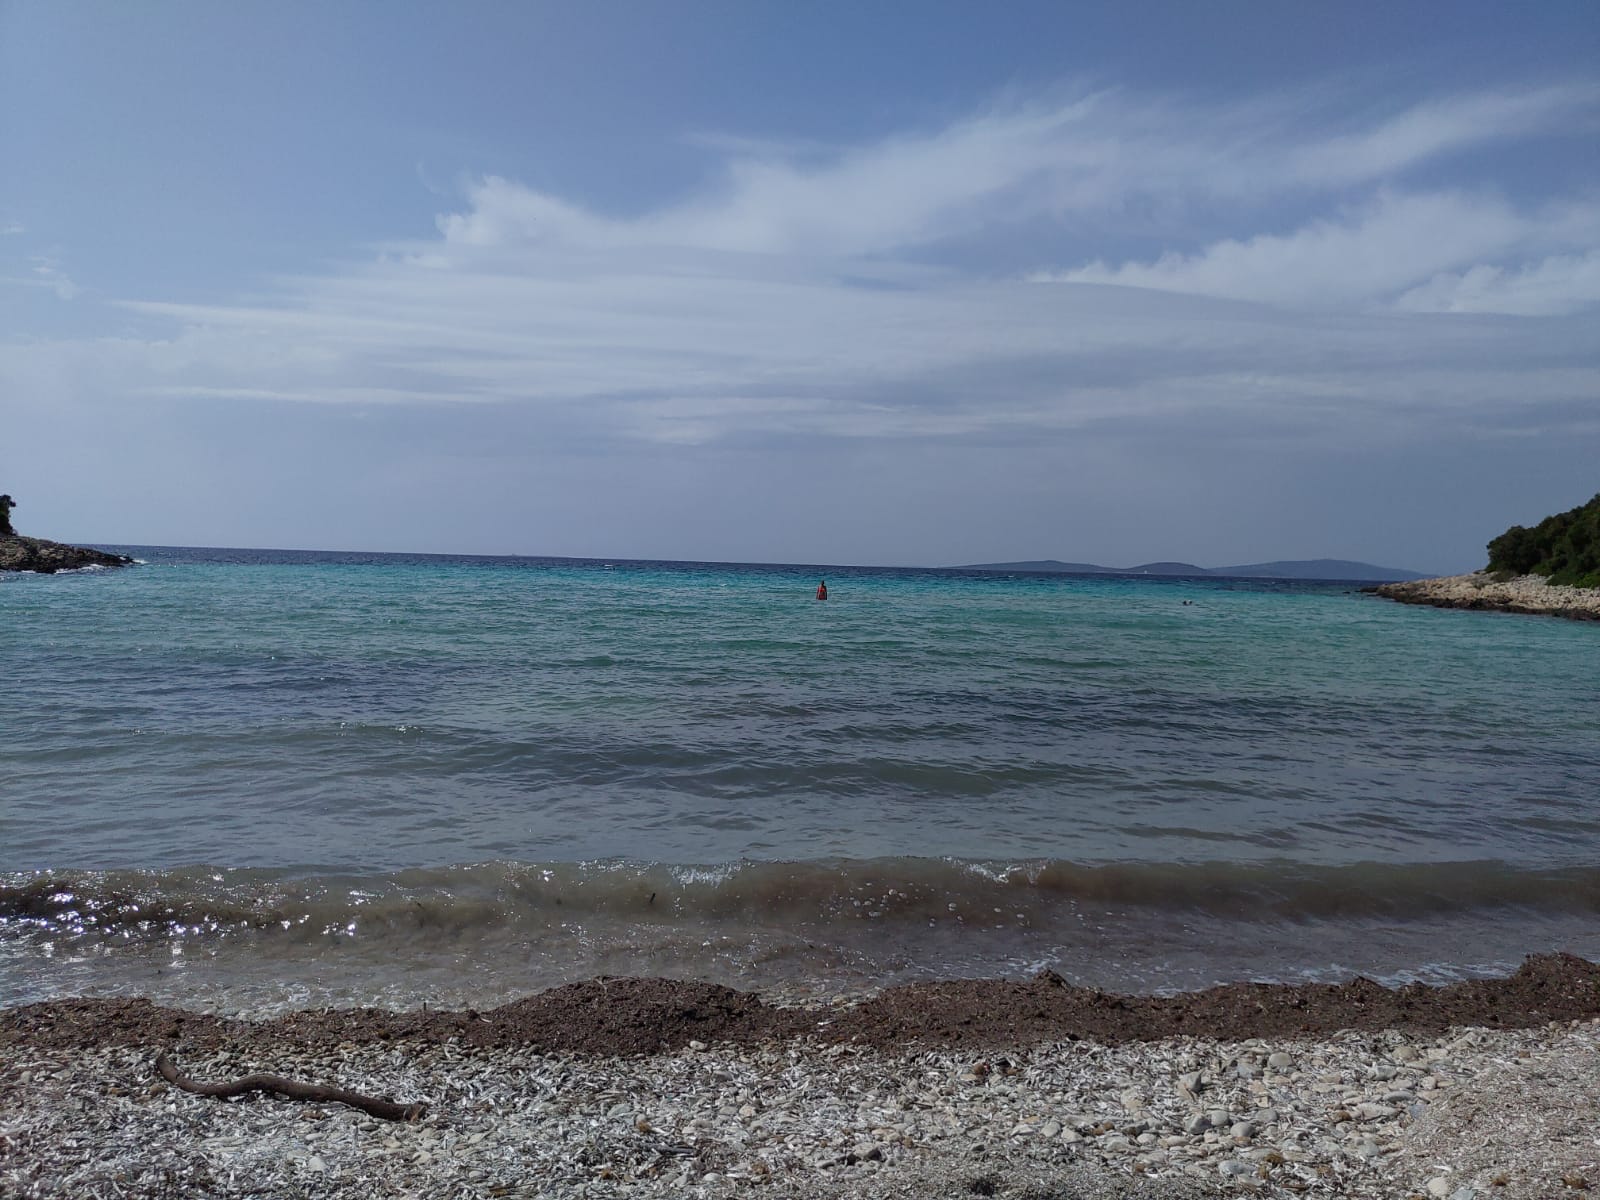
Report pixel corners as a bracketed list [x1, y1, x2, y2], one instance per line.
[5, 856, 1598, 951]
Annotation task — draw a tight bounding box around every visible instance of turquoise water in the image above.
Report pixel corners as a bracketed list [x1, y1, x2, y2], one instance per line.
[3, 548, 1598, 1012]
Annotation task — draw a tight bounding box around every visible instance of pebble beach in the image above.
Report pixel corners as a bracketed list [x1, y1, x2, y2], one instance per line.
[1375, 572, 1600, 620]
[7, 958, 1600, 1200]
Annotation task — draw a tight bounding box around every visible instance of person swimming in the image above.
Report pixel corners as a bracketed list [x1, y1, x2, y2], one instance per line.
[816, 580, 828, 600]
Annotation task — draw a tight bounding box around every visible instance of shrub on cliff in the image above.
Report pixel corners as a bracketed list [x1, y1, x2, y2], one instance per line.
[1487, 492, 1600, 588]
[0, 494, 13, 538]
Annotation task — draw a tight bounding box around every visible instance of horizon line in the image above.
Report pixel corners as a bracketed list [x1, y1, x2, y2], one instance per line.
[72, 540, 1450, 579]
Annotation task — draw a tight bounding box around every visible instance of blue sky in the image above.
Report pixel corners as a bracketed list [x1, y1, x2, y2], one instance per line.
[2, 1, 1597, 571]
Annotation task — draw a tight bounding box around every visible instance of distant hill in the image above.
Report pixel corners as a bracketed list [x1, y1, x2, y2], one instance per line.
[1126, 561, 1210, 576]
[1212, 559, 1428, 581]
[957, 557, 1427, 582]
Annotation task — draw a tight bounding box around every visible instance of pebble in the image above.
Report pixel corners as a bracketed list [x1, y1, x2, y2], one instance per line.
[8, 1020, 1594, 1200]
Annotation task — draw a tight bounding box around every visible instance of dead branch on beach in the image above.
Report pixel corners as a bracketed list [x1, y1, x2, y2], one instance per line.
[154, 1051, 426, 1122]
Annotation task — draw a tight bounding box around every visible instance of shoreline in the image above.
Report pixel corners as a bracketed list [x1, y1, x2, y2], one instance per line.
[7, 953, 1600, 1057]
[0, 534, 134, 574]
[5, 957, 1600, 1198]
[1373, 571, 1600, 620]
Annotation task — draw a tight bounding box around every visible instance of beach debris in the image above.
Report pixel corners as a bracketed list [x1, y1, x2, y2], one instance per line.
[154, 1050, 425, 1122]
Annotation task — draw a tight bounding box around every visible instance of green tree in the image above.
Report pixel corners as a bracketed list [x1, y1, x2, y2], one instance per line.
[0, 494, 13, 537]
[1486, 492, 1600, 588]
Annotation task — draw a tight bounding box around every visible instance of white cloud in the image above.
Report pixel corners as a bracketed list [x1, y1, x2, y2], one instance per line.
[0, 254, 78, 299]
[1037, 192, 1553, 306]
[3, 76, 1594, 463]
[435, 83, 1596, 259]
[1284, 85, 1600, 186]
[1396, 250, 1600, 315]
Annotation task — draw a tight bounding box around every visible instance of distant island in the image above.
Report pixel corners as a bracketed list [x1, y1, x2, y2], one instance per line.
[1375, 492, 1600, 621]
[0, 494, 134, 574]
[956, 557, 1427, 582]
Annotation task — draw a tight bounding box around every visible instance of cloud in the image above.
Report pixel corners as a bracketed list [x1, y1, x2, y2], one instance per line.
[0, 254, 78, 300]
[1036, 192, 1558, 306]
[1396, 250, 1600, 316]
[1282, 84, 1600, 186]
[4, 76, 1594, 464]
[435, 83, 1597, 259]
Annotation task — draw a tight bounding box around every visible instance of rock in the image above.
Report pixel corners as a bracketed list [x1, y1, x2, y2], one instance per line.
[1427, 1177, 1451, 1198]
[1229, 1120, 1256, 1140]
[1039, 1120, 1061, 1138]
[1178, 1070, 1203, 1095]
[1183, 1114, 1209, 1136]
[1207, 1109, 1231, 1129]
[1375, 572, 1600, 622]
[1218, 1159, 1253, 1177]
[0, 534, 133, 574]
[1267, 1051, 1293, 1070]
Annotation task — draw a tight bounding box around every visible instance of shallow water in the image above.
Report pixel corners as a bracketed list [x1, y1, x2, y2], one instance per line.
[3, 548, 1598, 1013]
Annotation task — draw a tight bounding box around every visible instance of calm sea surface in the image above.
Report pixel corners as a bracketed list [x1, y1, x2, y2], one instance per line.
[3, 548, 1598, 1014]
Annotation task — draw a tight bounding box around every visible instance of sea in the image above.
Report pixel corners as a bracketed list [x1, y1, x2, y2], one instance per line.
[3, 547, 1598, 1017]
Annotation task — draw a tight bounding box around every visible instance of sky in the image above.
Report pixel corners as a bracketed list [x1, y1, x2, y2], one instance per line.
[2, 2, 1597, 572]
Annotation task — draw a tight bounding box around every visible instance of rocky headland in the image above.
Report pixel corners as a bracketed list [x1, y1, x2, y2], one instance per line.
[0, 534, 134, 574]
[1374, 571, 1600, 621]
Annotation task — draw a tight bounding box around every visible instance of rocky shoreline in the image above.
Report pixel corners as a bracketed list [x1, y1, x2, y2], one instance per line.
[0, 534, 134, 574]
[1373, 571, 1600, 621]
[4, 956, 1600, 1199]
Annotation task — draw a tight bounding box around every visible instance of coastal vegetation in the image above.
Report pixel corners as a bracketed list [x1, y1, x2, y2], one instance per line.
[1486, 492, 1600, 588]
[0, 493, 13, 537]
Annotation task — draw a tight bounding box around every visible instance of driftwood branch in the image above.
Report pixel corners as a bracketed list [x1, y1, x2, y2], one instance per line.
[155, 1051, 425, 1122]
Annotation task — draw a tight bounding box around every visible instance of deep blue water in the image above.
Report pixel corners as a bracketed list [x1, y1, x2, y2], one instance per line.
[3, 546, 1598, 1013]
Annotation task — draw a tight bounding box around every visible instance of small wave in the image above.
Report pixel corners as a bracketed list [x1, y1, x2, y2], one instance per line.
[4, 857, 1599, 953]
